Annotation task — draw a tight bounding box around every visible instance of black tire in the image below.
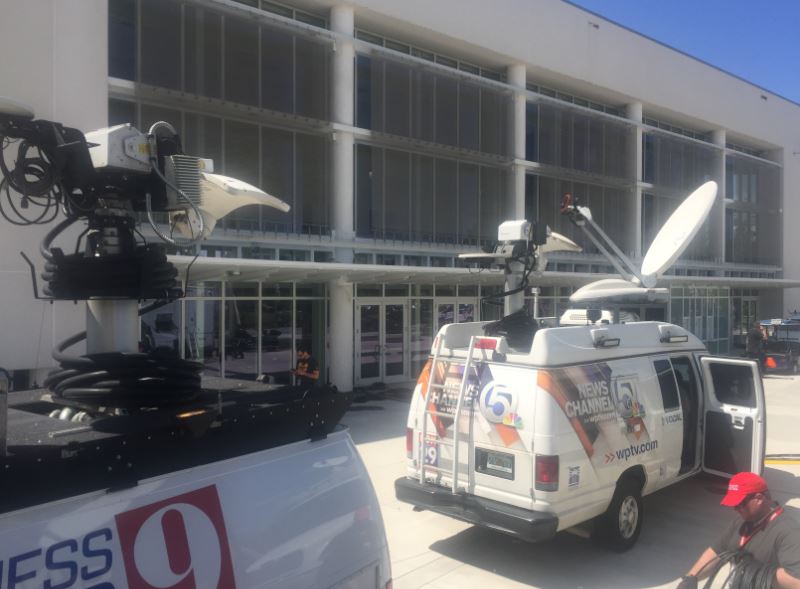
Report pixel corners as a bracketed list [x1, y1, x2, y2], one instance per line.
[592, 479, 643, 552]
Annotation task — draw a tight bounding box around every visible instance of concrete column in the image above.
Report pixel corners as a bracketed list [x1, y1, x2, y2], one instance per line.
[507, 63, 527, 219]
[330, 5, 355, 128]
[330, 4, 355, 249]
[328, 5, 356, 393]
[711, 129, 727, 265]
[626, 102, 643, 258]
[329, 279, 355, 393]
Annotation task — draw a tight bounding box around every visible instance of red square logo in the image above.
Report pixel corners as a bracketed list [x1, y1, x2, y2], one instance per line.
[115, 485, 236, 589]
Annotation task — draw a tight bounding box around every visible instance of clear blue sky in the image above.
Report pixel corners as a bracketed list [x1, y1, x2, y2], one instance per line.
[568, 0, 800, 104]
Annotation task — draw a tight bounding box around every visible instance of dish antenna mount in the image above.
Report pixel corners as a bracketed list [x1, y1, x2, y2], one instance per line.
[561, 181, 718, 309]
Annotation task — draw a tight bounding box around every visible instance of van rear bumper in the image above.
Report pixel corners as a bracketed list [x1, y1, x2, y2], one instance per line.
[394, 477, 558, 543]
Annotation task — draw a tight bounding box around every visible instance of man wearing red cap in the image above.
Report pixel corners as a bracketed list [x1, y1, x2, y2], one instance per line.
[678, 472, 800, 588]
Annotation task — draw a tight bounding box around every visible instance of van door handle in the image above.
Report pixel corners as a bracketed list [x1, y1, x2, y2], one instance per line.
[731, 415, 746, 430]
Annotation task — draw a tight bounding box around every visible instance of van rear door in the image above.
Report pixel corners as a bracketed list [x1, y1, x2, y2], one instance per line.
[699, 357, 765, 476]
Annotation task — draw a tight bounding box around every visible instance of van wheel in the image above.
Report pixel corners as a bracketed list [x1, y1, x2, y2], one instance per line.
[592, 479, 643, 552]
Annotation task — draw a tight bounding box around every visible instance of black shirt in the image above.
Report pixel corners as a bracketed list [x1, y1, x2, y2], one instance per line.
[712, 508, 800, 579]
[295, 356, 319, 388]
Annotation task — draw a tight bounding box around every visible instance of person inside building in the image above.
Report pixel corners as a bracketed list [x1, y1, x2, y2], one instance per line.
[677, 472, 800, 588]
[292, 343, 320, 389]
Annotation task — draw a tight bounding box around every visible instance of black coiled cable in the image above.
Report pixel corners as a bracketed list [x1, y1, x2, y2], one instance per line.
[45, 301, 203, 410]
[38, 217, 180, 300]
[699, 550, 778, 589]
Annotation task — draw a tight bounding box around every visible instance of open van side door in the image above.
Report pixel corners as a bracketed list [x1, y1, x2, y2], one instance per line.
[699, 357, 765, 477]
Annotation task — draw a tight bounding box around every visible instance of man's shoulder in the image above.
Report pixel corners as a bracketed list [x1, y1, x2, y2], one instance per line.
[775, 512, 800, 535]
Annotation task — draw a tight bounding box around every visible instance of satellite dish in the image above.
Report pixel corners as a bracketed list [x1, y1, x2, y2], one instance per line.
[0, 97, 35, 120]
[539, 231, 582, 254]
[458, 230, 580, 263]
[569, 180, 717, 305]
[570, 278, 668, 304]
[640, 180, 717, 288]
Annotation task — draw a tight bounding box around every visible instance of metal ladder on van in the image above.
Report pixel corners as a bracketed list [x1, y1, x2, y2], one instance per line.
[419, 336, 479, 493]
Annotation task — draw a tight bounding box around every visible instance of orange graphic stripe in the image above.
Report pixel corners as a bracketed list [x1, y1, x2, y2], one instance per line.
[418, 359, 432, 399]
[495, 423, 521, 447]
[537, 370, 595, 458]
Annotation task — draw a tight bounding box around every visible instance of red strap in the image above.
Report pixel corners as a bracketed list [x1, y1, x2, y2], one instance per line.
[739, 507, 783, 548]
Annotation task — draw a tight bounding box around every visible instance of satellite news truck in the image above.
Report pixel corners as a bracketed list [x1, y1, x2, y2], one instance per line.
[395, 182, 765, 551]
[0, 99, 391, 588]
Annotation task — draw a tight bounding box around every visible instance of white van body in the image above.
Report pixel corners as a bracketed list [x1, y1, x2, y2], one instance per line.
[395, 320, 765, 550]
[0, 426, 390, 589]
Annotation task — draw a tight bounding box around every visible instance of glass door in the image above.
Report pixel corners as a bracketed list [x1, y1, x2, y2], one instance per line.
[436, 299, 478, 331]
[356, 301, 409, 386]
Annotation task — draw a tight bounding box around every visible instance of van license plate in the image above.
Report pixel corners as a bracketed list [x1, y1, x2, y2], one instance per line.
[475, 448, 514, 480]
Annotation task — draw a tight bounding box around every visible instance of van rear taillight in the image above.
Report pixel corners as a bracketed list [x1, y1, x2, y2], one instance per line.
[535, 454, 559, 491]
[406, 428, 413, 458]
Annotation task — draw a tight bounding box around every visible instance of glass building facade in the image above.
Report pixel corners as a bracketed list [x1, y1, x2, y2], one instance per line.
[110, 0, 786, 387]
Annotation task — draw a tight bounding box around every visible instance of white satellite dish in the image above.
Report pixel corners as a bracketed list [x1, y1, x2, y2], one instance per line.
[569, 180, 717, 305]
[0, 97, 35, 119]
[570, 278, 669, 304]
[640, 180, 717, 288]
[539, 231, 582, 254]
[170, 173, 290, 239]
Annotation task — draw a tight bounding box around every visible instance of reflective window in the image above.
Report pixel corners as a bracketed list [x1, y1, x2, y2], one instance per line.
[296, 299, 326, 382]
[225, 300, 258, 379]
[355, 55, 507, 155]
[653, 359, 680, 411]
[130, 3, 329, 119]
[184, 6, 222, 98]
[184, 114, 223, 167]
[724, 156, 780, 265]
[295, 133, 328, 232]
[410, 299, 433, 375]
[140, 301, 181, 356]
[261, 28, 294, 113]
[534, 104, 631, 178]
[140, 0, 181, 90]
[261, 300, 293, 384]
[109, 0, 136, 80]
[225, 18, 259, 106]
[709, 363, 757, 408]
[185, 300, 222, 376]
[109, 99, 136, 127]
[294, 36, 328, 119]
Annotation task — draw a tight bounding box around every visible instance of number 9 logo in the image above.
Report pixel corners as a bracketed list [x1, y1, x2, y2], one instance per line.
[424, 442, 438, 466]
[479, 381, 516, 424]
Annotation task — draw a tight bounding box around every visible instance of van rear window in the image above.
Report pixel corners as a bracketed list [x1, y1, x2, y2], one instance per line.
[653, 359, 680, 411]
[708, 364, 757, 408]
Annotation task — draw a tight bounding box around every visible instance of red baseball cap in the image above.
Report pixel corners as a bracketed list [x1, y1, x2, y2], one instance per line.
[720, 472, 768, 507]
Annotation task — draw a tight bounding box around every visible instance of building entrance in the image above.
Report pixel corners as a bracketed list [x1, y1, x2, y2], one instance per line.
[356, 300, 408, 386]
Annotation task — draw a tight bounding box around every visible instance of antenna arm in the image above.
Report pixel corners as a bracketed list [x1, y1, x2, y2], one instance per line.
[563, 207, 643, 284]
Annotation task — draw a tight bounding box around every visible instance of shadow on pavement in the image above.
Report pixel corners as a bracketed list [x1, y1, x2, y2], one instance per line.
[427, 474, 748, 589]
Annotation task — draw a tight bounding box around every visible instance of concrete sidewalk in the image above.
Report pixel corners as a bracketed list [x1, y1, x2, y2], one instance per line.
[343, 374, 800, 589]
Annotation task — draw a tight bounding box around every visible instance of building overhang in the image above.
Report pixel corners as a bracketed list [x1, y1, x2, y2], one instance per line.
[168, 256, 800, 291]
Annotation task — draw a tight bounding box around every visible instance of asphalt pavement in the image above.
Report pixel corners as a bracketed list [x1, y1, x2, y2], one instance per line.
[342, 373, 800, 589]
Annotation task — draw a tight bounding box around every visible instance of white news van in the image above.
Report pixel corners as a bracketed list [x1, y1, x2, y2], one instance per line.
[395, 321, 764, 550]
[395, 181, 765, 550]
